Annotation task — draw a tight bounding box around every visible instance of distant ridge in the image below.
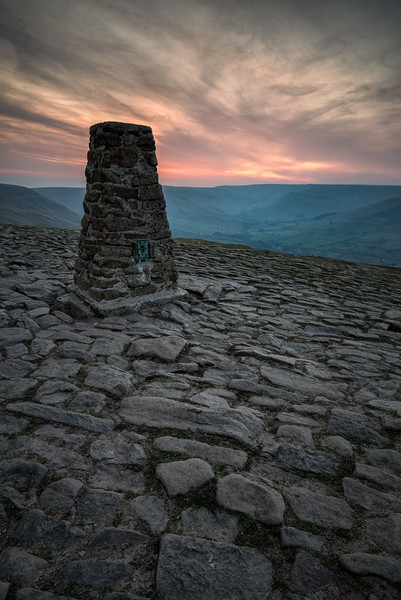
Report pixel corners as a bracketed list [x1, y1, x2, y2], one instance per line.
[0, 184, 81, 229]
[1, 182, 400, 266]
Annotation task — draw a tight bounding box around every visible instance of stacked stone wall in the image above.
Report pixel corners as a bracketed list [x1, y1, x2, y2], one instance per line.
[74, 122, 177, 305]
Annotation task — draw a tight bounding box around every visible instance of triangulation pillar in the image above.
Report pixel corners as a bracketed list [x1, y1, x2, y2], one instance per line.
[74, 121, 181, 314]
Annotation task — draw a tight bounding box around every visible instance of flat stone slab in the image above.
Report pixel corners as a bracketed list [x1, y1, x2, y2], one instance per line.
[340, 553, 401, 583]
[77, 489, 123, 522]
[88, 465, 145, 493]
[354, 462, 401, 491]
[153, 435, 248, 468]
[90, 438, 147, 466]
[217, 473, 285, 525]
[0, 327, 33, 347]
[7, 402, 114, 433]
[260, 365, 347, 400]
[0, 378, 38, 400]
[284, 486, 354, 530]
[281, 527, 325, 552]
[127, 335, 187, 361]
[15, 589, 76, 600]
[120, 396, 264, 446]
[342, 477, 401, 511]
[0, 548, 49, 585]
[12, 437, 89, 471]
[291, 550, 336, 593]
[156, 534, 273, 600]
[0, 416, 29, 434]
[76, 288, 187, 316]
[16, 509, 85, 545]
[39, 478, 83, 509]
[87, 527, 148, 549]
[0, 458, 48, 486]
[366, 449, 401, 475]
[366, 513, 401, 556]
[84, 364, 134, 396]
[127, 495, 168, 534]
[181, 507, 238, 543]
[327, 416, 388, 445]
[275, 444, 339, 474]
[157, 458, 214, 497]
[57, 559, 132, 590]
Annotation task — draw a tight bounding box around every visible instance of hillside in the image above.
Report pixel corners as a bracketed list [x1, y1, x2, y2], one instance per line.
[3, 183, 401, 266]
[249, 196, 401, 267]
[0, 223, 400, 599]
[0, 184, 81, 229]
[34, 187, 86, 216]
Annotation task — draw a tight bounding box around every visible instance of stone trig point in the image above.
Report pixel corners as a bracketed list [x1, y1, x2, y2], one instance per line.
[74, 121, 182, 314]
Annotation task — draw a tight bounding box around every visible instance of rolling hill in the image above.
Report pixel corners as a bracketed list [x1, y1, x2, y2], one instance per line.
[1, 183, 400, 266]
[248, 196, 401, 267]
[0, 184, 82, 229]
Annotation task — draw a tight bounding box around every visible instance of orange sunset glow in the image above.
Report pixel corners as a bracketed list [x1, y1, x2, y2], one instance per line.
[0, 0, 400, 188]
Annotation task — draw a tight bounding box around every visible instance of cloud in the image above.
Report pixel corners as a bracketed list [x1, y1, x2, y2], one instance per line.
[0, 0, 400, 186]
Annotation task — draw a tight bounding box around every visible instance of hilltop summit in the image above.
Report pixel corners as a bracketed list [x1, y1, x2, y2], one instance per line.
[0, 224, 400, 599]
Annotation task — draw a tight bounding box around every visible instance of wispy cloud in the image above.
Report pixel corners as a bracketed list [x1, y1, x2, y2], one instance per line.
[0, 0, 400, 186]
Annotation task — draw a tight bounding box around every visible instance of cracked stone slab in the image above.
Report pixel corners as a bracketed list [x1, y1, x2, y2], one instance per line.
[284, 486, 354, 530]
[156, 534, 273, 600]
[7, 402, 114, 433]
[217, 473, 285, 525]
[157, 458, 214, 497]
[120, 396, 264, 446]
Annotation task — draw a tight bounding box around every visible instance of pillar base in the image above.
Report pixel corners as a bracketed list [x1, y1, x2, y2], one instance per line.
[75, 287, 188, 316]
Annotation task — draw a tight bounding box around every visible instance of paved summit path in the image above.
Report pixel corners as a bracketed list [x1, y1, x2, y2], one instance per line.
[0, 223, 401, 600]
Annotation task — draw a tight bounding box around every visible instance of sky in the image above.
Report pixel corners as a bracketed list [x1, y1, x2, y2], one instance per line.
[0, 0, 400, 188]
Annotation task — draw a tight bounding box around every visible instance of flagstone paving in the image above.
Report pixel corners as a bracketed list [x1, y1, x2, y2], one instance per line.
[0, 223, 401, 599]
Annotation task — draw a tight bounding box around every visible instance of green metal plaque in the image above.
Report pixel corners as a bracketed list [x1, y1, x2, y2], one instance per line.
[137, 239, 150, 263]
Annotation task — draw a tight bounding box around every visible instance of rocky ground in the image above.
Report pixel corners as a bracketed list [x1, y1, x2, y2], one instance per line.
[0, 223, 401, 600]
